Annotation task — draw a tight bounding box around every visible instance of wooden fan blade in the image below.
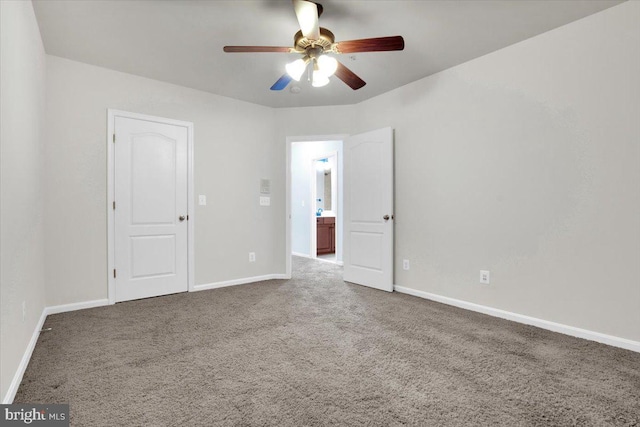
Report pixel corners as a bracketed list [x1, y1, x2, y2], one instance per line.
[334, 36, 404, 54]
[223, 46, 293, 53]
[270, 74, 293, 91]
[334, 61, 366, 90]
[293, 0, 320, 40]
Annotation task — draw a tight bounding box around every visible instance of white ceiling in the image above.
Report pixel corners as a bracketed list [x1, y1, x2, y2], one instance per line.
[33, 0, 623, 108]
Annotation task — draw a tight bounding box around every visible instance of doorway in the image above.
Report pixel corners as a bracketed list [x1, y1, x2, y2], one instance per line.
[107, 110, 195, 303]
[286, 128, 394, 293]
[287, 136, 345, 275]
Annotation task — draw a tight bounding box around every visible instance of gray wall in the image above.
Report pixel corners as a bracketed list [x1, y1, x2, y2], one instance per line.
[44, 56, 280, 305]
[0, 1, 47, 402]
[354, 1, 640, 341]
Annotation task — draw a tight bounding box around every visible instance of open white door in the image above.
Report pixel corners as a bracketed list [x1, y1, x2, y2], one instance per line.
[114, 116, 189, 302]
[343, 127, 394, 292]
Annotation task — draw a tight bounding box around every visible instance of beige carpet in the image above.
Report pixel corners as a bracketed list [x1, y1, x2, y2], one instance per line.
[15, 257, 640, 426]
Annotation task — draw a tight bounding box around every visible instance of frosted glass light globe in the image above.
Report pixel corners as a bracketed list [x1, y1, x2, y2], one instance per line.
[312, 70, 330, 87]
[317, 55, 338, 77]
[286, 58, 308, 81]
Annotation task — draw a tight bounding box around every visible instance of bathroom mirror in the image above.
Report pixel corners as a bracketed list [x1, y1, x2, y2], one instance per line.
[314, 155, 337, 217]
[324, 170, 332, 211]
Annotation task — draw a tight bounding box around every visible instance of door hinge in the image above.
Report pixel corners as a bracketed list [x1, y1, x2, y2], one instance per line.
[113, 269, 116, 278]
[112, 134, 116, 143]
[112, 201, 116, 210]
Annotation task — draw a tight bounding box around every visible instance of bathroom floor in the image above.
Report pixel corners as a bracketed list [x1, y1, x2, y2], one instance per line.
[316, 253, 337, 262]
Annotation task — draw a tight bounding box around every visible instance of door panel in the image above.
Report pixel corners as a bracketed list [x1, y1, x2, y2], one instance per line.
[351, 143, 383, 223]
[130, 134, 177, 224]
[115, 117, 188, 302]
[350, 231, 383, 270]
[130, 235, 176, 278]
[343, 127, 394, 292]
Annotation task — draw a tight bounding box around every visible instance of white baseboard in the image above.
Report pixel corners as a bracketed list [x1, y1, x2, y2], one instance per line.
[193, 274, 288, 292]
[292, 252, 311, 258]
[394, 285, 640, 353]
[2, 298, 110, 403]
[45, 299, 110, 315]
[7, 286, 635, 405]
[2, 308, 48, 404]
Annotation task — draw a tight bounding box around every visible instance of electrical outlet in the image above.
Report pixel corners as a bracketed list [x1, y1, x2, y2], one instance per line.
[403, 259, 410, 270]
[22, 301, 26, 322]
[260, 196, 270, 206]
[249, 252, 256, 262]
[480, 270, 490, 285]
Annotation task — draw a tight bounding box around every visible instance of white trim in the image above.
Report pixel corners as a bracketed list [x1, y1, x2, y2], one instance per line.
[286, 134, 348, 279]
[292, 251, 311, 258]
[3, 298, 111, 403]
[193, 274, 288, 292]
[7, 289, 635, 405]
[310, 157, 317, 258]
[187, 124, 195, 293]
[2, 308, 48, 404]
[394, 285, 640, 353]
[45, 299, 110, 315]
[107, 110, 115, 304]
[107, 109, 195, 304]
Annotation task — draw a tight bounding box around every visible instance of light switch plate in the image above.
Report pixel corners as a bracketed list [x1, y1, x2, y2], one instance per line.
[198, 195, 207, 206]
[260, 196, 270, 206]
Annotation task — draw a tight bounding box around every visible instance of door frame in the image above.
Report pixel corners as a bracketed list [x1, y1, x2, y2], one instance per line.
[286, 134, 348, 279]
[107, 109, 195, 304]
[309, 151, 338, 259]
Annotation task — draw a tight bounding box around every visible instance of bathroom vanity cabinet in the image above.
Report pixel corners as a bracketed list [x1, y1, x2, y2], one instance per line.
[316, 217, 335, 255]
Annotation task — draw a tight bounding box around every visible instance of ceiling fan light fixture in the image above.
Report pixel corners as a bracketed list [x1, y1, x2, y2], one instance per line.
[286, 57, 309, 81]
[317, 55, 338, 77]
[224, 1, 404, 92]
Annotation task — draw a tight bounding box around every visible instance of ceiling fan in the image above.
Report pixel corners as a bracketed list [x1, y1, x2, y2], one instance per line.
[223, 0, 405, 91]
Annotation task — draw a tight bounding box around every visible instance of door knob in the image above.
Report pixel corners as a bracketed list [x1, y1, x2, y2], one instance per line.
[383, 215, 390, 220]
[179, 215, 186, 221]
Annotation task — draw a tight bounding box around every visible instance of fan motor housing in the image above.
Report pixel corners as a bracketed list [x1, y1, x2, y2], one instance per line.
[294, 27, 335, 52]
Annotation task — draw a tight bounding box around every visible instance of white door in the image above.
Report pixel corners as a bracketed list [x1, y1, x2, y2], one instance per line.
[343, 127, 394, 292]
[114, 116, 189, 302]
